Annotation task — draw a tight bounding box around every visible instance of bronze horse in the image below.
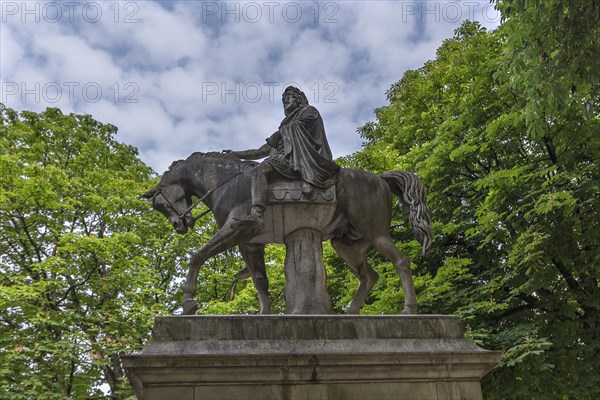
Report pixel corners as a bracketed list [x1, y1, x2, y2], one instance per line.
[143, 152, 432, 315]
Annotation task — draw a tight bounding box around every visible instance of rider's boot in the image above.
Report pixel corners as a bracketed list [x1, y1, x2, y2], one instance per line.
[231, 204, 265, 230]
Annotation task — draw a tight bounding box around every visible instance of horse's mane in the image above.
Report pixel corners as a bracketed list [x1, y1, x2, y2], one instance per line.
[160, 152, 245, 182]
[167, 159, 184, 171]
[165, 152, 241, 172]
[198, 151, 242, 162]
[158, 151, 248, 191]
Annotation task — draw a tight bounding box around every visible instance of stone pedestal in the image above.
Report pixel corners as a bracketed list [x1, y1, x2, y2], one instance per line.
[284, 228, 332, 314]
[123, 315, 501, 400]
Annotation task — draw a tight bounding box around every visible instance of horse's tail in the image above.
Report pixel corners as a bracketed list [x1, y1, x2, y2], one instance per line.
[379, 171, 433, 254]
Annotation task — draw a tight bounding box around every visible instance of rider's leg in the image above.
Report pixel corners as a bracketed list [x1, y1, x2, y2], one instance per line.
[231, 162, 271, 230]
[251, 162, 271, 213]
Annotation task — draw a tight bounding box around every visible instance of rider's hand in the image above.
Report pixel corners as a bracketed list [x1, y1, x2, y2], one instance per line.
[266, 132, 282, 148]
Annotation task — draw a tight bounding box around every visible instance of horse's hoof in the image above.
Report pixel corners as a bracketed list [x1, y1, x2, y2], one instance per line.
[347, 306, 360, 315]
[182, 300, 199, 315]
[401, 306, 416, 314]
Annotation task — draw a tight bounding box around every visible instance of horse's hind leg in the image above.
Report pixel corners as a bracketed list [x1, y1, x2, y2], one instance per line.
[239, 244, 271, 314]
[331, 236, 378, 314]
[371, 235, 417, 314]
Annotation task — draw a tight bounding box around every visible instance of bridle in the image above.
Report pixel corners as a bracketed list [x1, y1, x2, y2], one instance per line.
[150, 171, 243, 223]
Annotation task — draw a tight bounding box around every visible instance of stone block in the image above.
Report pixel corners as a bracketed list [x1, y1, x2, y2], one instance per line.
[123, 315, 501, 400]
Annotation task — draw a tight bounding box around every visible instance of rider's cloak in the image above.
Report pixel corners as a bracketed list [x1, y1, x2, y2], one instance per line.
[267, 105, 340, 188]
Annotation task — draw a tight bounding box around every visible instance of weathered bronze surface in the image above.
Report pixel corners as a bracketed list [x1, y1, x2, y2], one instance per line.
[143, 87, 432, 315]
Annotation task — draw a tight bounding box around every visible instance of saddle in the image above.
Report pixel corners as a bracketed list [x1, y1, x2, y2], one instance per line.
[267, 179, 336, 204]
[251, 177, 337, 245]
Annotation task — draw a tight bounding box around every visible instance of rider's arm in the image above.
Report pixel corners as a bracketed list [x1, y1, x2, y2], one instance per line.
[226, 130, 282, 160]
[229, 142, 271, 160]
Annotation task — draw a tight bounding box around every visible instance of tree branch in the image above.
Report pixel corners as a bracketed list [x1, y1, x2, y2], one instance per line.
[542, 135, 558, 165]
[552, 257, 581, 295]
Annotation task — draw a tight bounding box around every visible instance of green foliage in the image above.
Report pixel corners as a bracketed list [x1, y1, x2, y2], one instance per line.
[2, 2, 599, 397]
[495, 0, 600, 137]
[0, 105, 203, 399]
[351, 19, 600, 399]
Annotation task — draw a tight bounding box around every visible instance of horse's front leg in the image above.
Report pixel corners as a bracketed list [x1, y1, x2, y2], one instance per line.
[181, 224, 250, 315]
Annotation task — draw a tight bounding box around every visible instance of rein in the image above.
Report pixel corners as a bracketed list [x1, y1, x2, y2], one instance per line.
[181, 170, 243, 219]
[154, 170, 244, 222]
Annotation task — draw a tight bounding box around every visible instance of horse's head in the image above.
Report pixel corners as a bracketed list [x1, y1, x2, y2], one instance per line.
[143, 152, 241, 234]
[143, 184, 195, 234]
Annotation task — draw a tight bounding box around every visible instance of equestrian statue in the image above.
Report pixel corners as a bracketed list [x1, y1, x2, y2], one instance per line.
[143, 86, 432, 315]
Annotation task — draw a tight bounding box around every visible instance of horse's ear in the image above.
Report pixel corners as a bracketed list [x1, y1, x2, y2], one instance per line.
[141, 189, 157, 200]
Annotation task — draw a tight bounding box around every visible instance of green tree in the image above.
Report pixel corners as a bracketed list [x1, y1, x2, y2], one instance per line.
[351, 20, 599, 399]
[0, 104, 204, 399]
[198, 244, 288, 315]
[495, 0, 600, 137]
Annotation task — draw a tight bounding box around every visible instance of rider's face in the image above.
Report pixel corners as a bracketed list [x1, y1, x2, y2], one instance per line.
[283, 93, 299, 115]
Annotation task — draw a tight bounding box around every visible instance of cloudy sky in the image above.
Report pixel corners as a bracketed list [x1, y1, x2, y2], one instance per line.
[1, 1, 500, 173]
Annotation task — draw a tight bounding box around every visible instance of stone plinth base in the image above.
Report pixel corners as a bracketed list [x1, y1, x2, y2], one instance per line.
[123, 315, 500, 400]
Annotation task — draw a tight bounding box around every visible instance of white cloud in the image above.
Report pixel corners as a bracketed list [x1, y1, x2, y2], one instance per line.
[0, 22, 24, 73]
[1, 1, 499, 172]
[279, 29, 351, 79]
[34, 33, 122, 83]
